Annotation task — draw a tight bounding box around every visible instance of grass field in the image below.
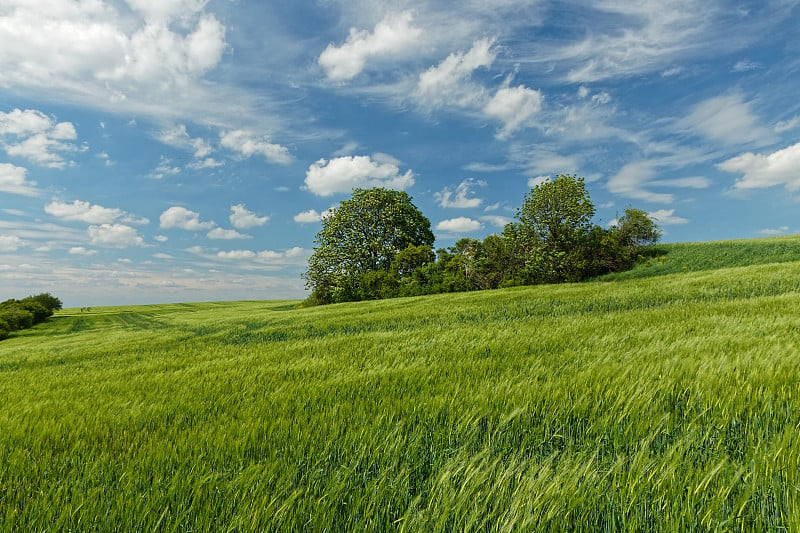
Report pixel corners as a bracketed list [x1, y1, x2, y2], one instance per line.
[2, 237, 800, 530]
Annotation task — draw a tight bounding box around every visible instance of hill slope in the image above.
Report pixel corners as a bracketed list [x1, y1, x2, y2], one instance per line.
[1, 238, 800, 530]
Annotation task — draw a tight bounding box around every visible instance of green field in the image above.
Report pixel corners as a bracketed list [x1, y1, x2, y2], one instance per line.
[2, 237, 800, 530]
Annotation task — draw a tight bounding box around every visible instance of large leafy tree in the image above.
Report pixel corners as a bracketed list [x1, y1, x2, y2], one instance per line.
[512, 174, 596, 283]
[303, 188, 434, 304]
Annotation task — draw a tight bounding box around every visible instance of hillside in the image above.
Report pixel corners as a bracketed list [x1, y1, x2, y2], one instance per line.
[596, 233, 800, 280]
[1, 237, 800, 530]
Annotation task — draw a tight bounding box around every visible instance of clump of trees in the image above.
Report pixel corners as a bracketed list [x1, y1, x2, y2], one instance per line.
[304, 175, 661, 304]
[0, 293, 62, 340]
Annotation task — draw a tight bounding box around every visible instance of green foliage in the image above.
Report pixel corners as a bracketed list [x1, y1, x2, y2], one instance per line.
[303, 176, 662, 304]
[0, 293, 61, 340]
[2, 255, 800, 530]
[303, 188, 434, 304]
[30, 292, 63, 313]
[510, 174, 596, 283]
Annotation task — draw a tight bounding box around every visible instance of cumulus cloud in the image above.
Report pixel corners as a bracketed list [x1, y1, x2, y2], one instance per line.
[195, 246, 309, 265]
[293, 208, 335, 224]
[207, 227, 249, 240]
[416, 38, 495, 108]
[0, 109, 78, 168]
[229, 204, 269, 229]
[159, 206, 215, 230]
[435, 217, 482, 233]
[45, 199, 124, 224]
[0, 163, 38, 196]
[220, 130, 291, 164]
[483, 85, 543, 139]
[719, 141, 800, 191]
[434, 178, 485, 208]
[305, 155, 414, 196]
[88, 224, 146, 248]
[158, 124, 212, 158]
[648, 209, 688, 225]
[0, 3, 226, 112]
[527, 175, 550, 188]
[69, 247, 97, 256]
[318, 11, 422, 81]
[0, 235, 23, 252]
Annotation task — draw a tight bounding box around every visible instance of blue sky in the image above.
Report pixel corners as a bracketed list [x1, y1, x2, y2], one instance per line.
[1, 0, 799, 306]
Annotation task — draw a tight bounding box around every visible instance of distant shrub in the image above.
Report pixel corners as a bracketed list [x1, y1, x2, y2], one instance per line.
[0, 292, 62, 340]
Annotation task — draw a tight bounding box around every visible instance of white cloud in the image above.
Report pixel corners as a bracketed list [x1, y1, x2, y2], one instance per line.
[187, 157, 223, 169]
[305, 155, 414, 196]
[69, 247, 97, 256]
[126, 0, 208, 22]
[480, 215, 512, 228]
[158, 124, 212, 158]
[209, 247, 310, 265]
[319, 11, 422, 81]
[207, 227, 250, 240]
[159, 206, 215, 230]
[719, 141, 800, 191]
[607, 162, 709, 204]
[293, 209, 333, 224]
[757, 226, 789, 236]
[678, 93, 772, 146]
[483, 85, 543, 139]
[0, 163, 38, 196]
[45, 199, 124, 224]
[649, 177, 711, 189]
[154, 235, 168, 242]
[435, 217, 482, 233]
[557, 2, 715, 83]
[591, 92, 611, 105]
[775, 116, 800, 133]
[151, 157, 181, 179]
[153, 253, 173, 259]
[527, 175, 550, 188]
[217, 250, 256, 260]
[88, 224, 146, 248]
[220, 130, 291, 164]
[435, 178, 485, 208]
[732, 60, 760, 72]
[0, 108, 53, 136]
[229, 204, 269, 229]
[0, 109, 78, 168]
[0, 235, 23, 252]
[416, 38, 495, 108]
[0, 3, 227, 120]
[648, 209, 688, 225]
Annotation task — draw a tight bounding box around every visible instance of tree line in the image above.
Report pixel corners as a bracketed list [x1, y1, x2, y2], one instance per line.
[303, 174, 661, 305]
[0, 293, 62, 340]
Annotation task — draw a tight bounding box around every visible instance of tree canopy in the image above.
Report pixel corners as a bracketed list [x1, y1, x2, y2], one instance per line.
[303, 188, 434, 304]
[303, 179, 660, 305]
[0, 293, 62, 340]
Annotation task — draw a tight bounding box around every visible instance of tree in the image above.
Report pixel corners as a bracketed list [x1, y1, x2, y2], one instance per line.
[30, 293, 63, 313]
[512, 174, 596, 282]
[303, 188, 434, 304]
[615, 207, 661, 251]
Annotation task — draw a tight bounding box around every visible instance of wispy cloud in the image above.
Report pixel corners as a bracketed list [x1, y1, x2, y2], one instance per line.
[435, 178, 485, 208]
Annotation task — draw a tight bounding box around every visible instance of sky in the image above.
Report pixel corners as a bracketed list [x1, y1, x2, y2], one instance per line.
[1, 0, 799, 306]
